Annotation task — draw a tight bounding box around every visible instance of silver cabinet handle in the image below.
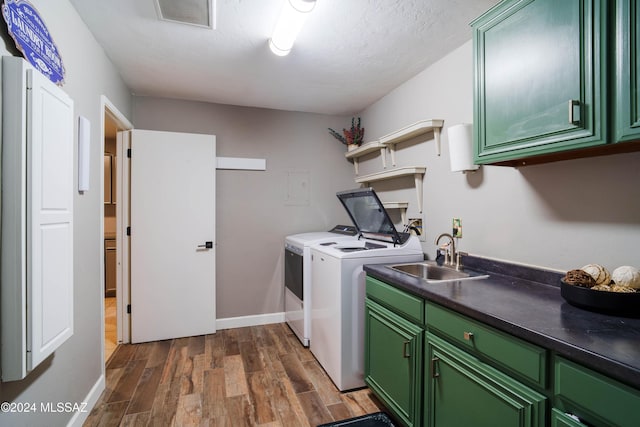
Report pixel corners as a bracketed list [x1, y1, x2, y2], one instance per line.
[403, 341, 411, 358]
[569, 100, 580, 125]
[431, 357, 440, 378]
[197, 241, 213, 249]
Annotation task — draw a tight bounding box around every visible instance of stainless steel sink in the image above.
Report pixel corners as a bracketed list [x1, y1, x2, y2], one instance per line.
[388, 262, 489, 283]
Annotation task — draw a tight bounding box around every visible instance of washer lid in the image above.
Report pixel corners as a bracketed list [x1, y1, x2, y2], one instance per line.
[336, 188, 408, 245]
[285, 229, 357, 247]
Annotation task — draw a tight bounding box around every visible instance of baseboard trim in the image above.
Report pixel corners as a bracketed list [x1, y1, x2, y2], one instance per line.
[216, 312, 285, 330]
[67, 373, 105, 427]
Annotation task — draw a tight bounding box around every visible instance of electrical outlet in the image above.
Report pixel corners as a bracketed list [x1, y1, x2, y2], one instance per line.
[408, 218, 425, 241]
[453, 218, 462, 238]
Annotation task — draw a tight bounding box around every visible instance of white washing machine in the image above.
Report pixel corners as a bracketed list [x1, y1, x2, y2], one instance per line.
[310, 188, 424, 391]
[284, 225, 357, 346]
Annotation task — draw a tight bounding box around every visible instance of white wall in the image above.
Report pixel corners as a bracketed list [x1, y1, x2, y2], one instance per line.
[359, 40, 640, 272]
[132, 97, 355, 319]
[0, 1, 131, 426]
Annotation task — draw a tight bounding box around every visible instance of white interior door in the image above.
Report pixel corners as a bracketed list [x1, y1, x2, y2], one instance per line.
[116, 127, 131, 344]
[130, 129, 216, 343]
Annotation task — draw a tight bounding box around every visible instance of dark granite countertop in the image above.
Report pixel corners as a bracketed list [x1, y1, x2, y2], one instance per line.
[364, 255, 640, 390]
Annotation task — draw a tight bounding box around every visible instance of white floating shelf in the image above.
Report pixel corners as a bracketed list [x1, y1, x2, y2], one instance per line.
[345, 140, 385, 158]
[382, 201, 409, 209]
[379, 119, 444, 166]
[356, 166, 426, 212]
[345, 140, 386, 174]
[355, 166, 426, 183]
[382, 201, 409, 224]
[344, 119, 442, 214]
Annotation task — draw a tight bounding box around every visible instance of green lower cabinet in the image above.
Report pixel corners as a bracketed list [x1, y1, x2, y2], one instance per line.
[426, 302, 547, 389]
[425, 333, 546, 427]
[551, 409, 588, 427]
[555, 357, 640, 427]
[365, 298, 423, 427]
[364, 277, 640, 427]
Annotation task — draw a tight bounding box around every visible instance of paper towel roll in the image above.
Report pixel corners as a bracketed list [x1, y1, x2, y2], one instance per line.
[447, 123, 479, 173]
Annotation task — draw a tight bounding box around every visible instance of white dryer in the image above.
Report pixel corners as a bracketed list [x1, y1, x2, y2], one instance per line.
[284, 225, 357, 346]
[310, 188, 424, 391]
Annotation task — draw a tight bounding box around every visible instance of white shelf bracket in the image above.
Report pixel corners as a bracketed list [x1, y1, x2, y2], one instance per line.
[434, 127, 442, 156]
[389, 146, 397, 167]
[414, 173, 424, 213]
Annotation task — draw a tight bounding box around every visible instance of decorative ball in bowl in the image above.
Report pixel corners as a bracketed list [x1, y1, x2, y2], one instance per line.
[560, 265, 640, 317]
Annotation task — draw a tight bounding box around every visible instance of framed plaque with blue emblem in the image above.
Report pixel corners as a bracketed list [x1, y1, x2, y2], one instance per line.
[2, 0, 66, 85]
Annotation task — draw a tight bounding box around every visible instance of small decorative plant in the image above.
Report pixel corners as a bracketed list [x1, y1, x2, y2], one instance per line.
[328, 117, 365, 147]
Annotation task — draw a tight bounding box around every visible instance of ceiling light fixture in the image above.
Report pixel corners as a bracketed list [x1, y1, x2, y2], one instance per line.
[269, 0, 316, 56]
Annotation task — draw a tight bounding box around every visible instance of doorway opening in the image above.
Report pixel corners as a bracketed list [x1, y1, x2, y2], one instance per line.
[103, 112, 118, 361]
[101, 96, 133, 364]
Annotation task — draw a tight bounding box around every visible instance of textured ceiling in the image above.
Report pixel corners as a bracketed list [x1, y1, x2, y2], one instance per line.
[70, 0, 500, 115]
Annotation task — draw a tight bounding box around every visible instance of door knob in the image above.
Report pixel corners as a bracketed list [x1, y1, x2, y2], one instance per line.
[197, 241, 213, 249]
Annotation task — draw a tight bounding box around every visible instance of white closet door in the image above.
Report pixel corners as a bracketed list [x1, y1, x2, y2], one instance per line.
[26, 68, 75, 369]
[130, 130, 216, 343]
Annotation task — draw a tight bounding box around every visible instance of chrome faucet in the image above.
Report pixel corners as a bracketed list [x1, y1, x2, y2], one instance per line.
[435, 233, 458, 269]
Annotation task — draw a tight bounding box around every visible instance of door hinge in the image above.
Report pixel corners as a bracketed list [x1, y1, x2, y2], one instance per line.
[127, 148, 132, 158]
[127, 304, 131, 314]
[126, 226, 131, 236]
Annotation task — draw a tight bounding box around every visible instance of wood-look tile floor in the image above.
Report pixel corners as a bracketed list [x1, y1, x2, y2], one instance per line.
[85, 323, 384, 427]
[105, 297, 117, 362]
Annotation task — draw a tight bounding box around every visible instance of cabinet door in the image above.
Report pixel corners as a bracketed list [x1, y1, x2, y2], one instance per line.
[1, 58, 74, 381]
[365, 299, 423, 427]
[425, 333, 546, 427]
[473, 0, 606, 164]
[105, 240, 117, 297]
[554, 357, 640, 427]
[104, 154, 112, 204]
[615, 0, 640, 142]
[26, 66, 75, 372]
[551, 409, 588, 427]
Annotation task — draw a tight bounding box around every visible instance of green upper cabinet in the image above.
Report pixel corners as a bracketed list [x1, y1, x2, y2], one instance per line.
[473, 0, 608, 165]
[615, 0, 640, 142]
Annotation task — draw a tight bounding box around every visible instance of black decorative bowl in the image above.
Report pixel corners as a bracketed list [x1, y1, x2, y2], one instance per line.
[560, 280, 640, 317]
